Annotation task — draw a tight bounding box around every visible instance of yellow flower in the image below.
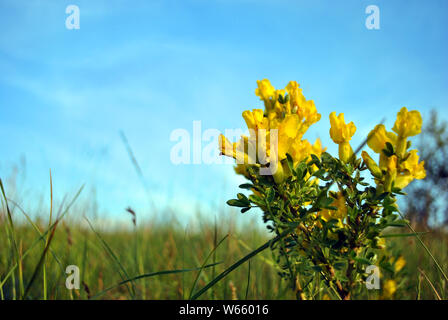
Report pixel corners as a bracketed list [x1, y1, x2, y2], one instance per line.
[311, 138, 325, 158]
[361, 151, 382, 179]
[242, 109, 266, 131]
[289, 139, 312, 166]
[220, 79, 323, 184]
[309, 138, 326, 180]
[367, 124, 397, 154]
[219, 134, 235, 157]
[365, 110, 425, 191]
[386, 155, 397, 175]
[401, 150, 426, 178]
[377, 237, 387, 249]
[318, 192, 347, 228]
[382, 280, 397, 299]
[393, 107, 423, 158]
[276, 114, 300, 160]
[288, 138, 326, 183]
[300, 100, 321, 130]
[255, 79, 275, 102]
[329, 112, 356, 163]
[384, 155, 398, 192]
[285, 81, 305, 108]
[329, 112, 356, 144]
[394, 256, 406, 272]
[220, 134, 260, 165]
[392, 107, 422, 138]
[395, 150, 426, 189]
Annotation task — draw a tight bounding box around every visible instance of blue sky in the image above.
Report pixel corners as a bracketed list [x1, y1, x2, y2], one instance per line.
[0, 0, 447, 223]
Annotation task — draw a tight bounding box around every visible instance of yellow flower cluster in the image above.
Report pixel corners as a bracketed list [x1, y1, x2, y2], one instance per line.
[363, 107, 426, 191]
[219, 79, 324, 183]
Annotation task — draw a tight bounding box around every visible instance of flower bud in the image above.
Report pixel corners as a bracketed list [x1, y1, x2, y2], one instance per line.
[338, 141, 354, 163]
[361, 151, 382, 179]
[384, 155, 397, 192]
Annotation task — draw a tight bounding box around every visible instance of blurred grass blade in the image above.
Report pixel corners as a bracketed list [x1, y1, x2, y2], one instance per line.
[236, 237, 275, 267]
[379, 232, 428, 238]
[0, 179, 20, 261]
[43, 169, 53, 300]
[91, 262, 222, 299]
[418, 268, 442, 300]
[397, 210, 448, 282]
[188, 234, 229, 299]
[245, 260, 251, 300]
[191, 228, 293, 300]
[0, 185, 84, 289]
[6, 198, 65, 273]
[22, 219, 59, 299]
[85, 217, 136, 299]
[0, 179, 21, 298]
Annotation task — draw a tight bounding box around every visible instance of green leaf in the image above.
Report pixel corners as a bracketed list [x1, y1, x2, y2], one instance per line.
[334, 262, 347, 270]
[310, 265, 323, 272]
[317, 195, 334, 209]
[382, 148, 393, 157]
[266, 188, 275, 203]
[391, 186, 406, 195]
[237, 193, 250, 205]
[354, 257, 372, 265]
[312, 169, 326, 179]
[296, 163, 308, 180]
[286, 153, 294, 173]
[249, 194, 264, 206]
[226, 199, 248, 208]
[385, 219, 409, 227]
[278, 93, 285, 104]
[241, 207, 251, 213]
[385, 142, 394, 154]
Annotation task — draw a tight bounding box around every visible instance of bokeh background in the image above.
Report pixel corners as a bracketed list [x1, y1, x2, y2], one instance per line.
[1, 0, 447, 226]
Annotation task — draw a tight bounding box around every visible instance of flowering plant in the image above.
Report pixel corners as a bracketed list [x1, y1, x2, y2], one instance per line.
[219, 79, 425, 299]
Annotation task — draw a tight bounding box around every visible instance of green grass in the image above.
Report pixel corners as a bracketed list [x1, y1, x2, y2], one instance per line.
[0, 205, 294, 299]
[0, 214, 446, 300]
[0, 179, 447, 300]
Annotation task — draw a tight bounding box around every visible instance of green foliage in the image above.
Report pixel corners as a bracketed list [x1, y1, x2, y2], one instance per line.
[227, 152, 415, 299]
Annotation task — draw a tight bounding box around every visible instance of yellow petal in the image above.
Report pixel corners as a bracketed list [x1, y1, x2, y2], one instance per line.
[367, 124, 397, 154]
[329, 112, 356, 144]
[242, 109, 265, 130]
[255, 79, 275, 101]
[392, 107, 422, 138]
[395, 256, 406, 272]
[276, 114, 300, 159]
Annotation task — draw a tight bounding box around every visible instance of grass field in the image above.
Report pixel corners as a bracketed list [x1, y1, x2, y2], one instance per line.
[0, 190, 447, 300]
